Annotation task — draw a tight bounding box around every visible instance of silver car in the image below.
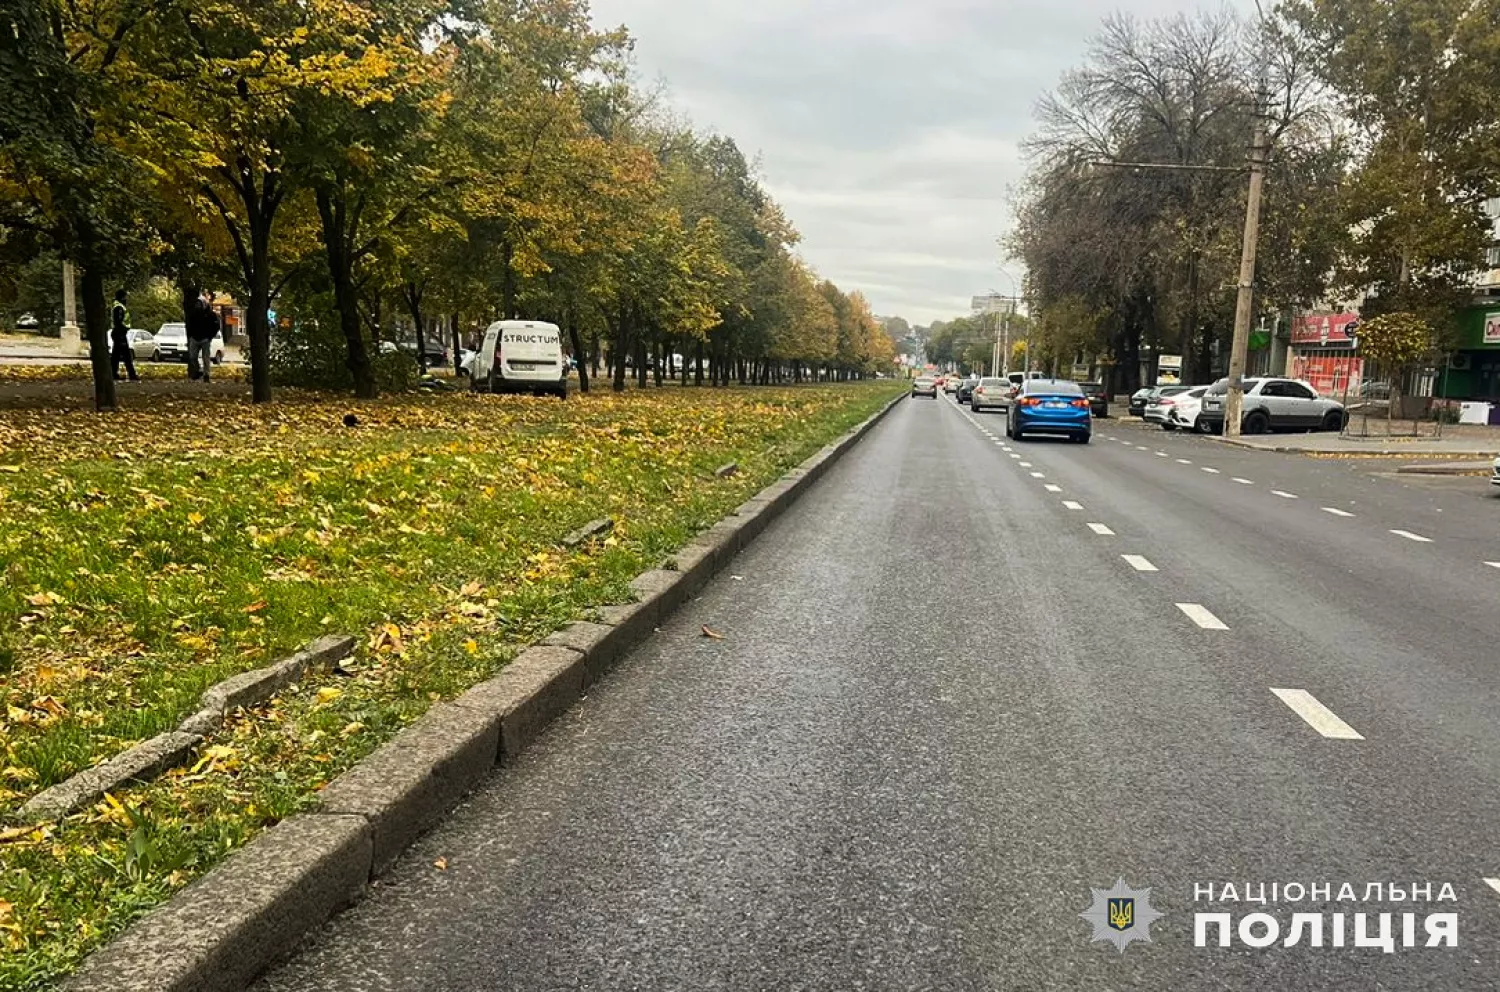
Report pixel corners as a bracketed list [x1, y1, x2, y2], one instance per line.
[1491, 456, 1499, 489]
[970, 376, 1010, 413]
[911, 376, 938, 398]
[1198, 377, 1347, 434]
[1143, 385, 1193, 425]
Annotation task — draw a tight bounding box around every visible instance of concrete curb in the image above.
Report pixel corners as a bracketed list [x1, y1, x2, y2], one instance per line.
[1210, 435, 1500, 457]
[20, 635, 355, 823]
[1394, 461, 1493, 476]
[63, 390, 906, 992]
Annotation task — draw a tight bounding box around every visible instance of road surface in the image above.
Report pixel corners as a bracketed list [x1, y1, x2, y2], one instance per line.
[257, 395, 1500, 991]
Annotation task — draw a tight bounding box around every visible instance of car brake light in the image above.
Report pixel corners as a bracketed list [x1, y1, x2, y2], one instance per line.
[1019, 397, 1042, 407]
[1071, 398, 1090, 408]
[1159, 399, 1175, 406]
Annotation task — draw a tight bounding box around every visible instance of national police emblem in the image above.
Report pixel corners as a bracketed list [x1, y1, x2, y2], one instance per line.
[1080, 878, 1163, 953]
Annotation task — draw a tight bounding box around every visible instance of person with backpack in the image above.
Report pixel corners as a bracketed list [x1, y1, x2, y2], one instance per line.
[187, 297, 220, 382]
[111, 289, 139, 382]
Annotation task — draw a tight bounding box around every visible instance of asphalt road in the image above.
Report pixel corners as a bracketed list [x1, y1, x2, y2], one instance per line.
[257, 395, 1500, 992]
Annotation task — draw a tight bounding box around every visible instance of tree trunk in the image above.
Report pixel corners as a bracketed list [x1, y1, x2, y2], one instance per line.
[450, 314, 462, 376]
[501, 241, 517, 319]
[80, 266, 117, 412]
[315, 186, 376, 399]
[695, 341, 705, 386]
[611, 308, 628, 393]
[653, 339, 663, 387]
[568, 318, 589, 393]
[404, 282, 426, 375]
[247, 222, 273, 404]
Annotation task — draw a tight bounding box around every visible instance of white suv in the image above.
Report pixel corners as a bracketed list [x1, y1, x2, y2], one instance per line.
[1198, 377, 1346, 434]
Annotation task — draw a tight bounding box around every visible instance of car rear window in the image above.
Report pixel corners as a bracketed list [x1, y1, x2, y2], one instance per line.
[1028, 380, 1083, 395]
[979, 378, 1005, 387]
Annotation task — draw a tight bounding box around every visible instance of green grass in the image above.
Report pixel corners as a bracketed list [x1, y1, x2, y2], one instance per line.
[0, 381, 901, 990]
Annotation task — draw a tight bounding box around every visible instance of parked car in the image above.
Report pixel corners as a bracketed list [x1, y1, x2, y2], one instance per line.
[970, 377, 1009, 413]
[1007, 371, 1046, 389]
[1078, 381, 1109, 417]
[1492, 455, 1500, 489]
[1166, 386, 1211, 432]
[956, 376, 978, 403]
[1143, 385, 1194, 426]
[124, 328, 156, 362]
[1128, 387, 1153, 417]
[465, 319, 568, 398]
[16, 313, 39, 330]
[911, 375, 938, 399]
[151, 323, 224, 364]
[1006, 378, 1092, 443]
[1197, 377, 1347, 434]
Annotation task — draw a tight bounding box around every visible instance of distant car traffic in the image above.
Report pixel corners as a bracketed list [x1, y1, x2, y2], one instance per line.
[1143, 385, 1194, 426]
[1078, 381, 1108, 417]
[1166, 386, 1211, 432]
[956, 376, 978, 402]
[1197, 378, 1347, 434]
[943, 376, 961, 394]
[970, 377, 1008, 413]
[1006, 378, 1092, 443]
[911, 376, 938, 399]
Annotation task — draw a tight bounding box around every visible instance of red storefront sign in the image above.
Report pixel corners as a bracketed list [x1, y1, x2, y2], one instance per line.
[1290, 312, 1359, 346]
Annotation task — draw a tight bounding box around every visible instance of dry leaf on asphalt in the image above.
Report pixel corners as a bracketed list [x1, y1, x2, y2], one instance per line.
[433, 857, 448, 870]
[701, 625, 724, 640]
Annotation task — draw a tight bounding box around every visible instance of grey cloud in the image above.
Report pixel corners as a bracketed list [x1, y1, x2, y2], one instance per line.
[590, 0, 1253, 323]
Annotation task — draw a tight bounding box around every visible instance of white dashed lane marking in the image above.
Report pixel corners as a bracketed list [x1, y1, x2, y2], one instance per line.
[1202, 467, 1221, 474]
[1272, 491, 1299, 499]
[1232, 477, 1254, 485]
[1087, 523, 1115, 536]
[1062, 501, 1084, 510]
[1030, 472, 1046, 479]
[1176, 603, 1229, 630]
[1322, 507, 1355, 518]
[1270, 688, 1364, 740]
[1044, 484, 1063, 493]
[1390, 530, 1433, 543]
[1156, 451, 1169, 458]
[1019, 461, 1033, 468]
[1484, 878, 1500, 897]
[1122, 555, 1158, 572]
[1009, 454, 1021, 459]
[1487, 562, 1500, 570]
[1176, 458, 1192, 465]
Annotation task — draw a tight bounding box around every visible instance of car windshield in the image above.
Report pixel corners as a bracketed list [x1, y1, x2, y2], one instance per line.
[1080, 382, 1103, 391]
[979, 378, 1005, 388]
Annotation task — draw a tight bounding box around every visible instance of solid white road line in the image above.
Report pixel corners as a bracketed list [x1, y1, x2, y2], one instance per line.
[1322, 507, 1355, 518]
[1272, 490, 1299, 499]
[1030, 472, 1046, 478]
[1269, 688, 1365, 740]
[1232, 477, 1254, 485]
[1045, 484, 1063, 493]
[1390, 529, 1433, 543]
[1202, 467, 1221, 474]
[1176, 458, 1192, 464]
[1176, 603, 1228, 630]
[1087, 522, 1115, 536]
[1122, 555, 1158, 572]
[1486, 562, 1500, 570]
[1062, 500, 1084, 510]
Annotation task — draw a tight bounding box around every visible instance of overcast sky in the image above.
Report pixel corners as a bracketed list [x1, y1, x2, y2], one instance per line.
[586, 0, 1247, 326]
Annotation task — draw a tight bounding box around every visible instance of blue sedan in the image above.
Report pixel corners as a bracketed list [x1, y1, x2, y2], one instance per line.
[1006, 378, 1093, 443]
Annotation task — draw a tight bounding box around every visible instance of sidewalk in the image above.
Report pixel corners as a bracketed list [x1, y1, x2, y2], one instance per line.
[1214, 432, 1500, 457]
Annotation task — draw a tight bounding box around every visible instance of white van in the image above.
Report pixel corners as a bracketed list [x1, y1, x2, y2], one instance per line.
[465, 320, 567, 398]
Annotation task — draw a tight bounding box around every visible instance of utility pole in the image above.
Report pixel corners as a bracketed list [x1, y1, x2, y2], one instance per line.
[1223, 117, 1269, 438]
[61, 261, 79, 353]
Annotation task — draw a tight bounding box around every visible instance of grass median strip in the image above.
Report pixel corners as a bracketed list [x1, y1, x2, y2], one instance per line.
[0, 381, 901, 990]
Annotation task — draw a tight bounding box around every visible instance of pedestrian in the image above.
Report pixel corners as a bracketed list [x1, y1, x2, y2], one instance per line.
[110, 289, 139, 382]
[186, 297, 220, 382]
